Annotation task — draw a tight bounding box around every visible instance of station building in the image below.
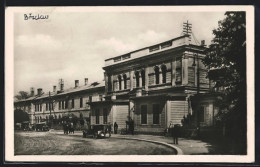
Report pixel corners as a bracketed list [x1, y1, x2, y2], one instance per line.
[89, 34, 220, 133]
[14, 34, 220, 133]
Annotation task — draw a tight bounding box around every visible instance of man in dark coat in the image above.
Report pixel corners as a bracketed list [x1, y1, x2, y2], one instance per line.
[129, 119, 134, 135]
[114, 122, 118, 134]
[172, 124, 181, 144]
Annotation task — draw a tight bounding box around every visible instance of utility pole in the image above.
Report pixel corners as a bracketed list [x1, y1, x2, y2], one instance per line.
[183, 20, 192, 41]
[193, 53, 200, 136]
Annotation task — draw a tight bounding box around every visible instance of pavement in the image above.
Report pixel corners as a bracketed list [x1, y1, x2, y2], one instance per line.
[49, 130, 215, 155]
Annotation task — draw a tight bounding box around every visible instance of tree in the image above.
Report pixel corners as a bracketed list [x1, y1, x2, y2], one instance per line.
[14, 91, 31, 100]
[203, 12, 246, 154]
[14, 109, 29, 124]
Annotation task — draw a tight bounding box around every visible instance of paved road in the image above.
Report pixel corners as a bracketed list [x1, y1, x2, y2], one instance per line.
[14, 131, 177, 155]
[50, 130, 213, 155]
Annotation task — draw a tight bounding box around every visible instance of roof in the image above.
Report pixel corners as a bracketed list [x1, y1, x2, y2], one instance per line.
[14, 80, 105, 103]
[105, 34, 190, 61]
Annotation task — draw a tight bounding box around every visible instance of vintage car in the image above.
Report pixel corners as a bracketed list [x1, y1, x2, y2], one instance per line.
[21, 121, 33, 131]
[83, 124, 111, 139]
[35, 122, 49, 131]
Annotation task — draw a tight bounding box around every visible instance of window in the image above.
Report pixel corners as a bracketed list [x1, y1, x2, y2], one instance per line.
[154, 66, 160, 84]
[114, 56, 121, 62]
[161, 41, 172, 49]
[89, 96, 92, 102]
[161, 65, 167, 84]
[62, 101, 64, 109]
[59, 101, 61, 110]
[141, 70, 145, 87]
[71, 99, 74, 108]
[118, 75, 122, 90]
[135, 71, 140, 87]
[50, 103, 53, 111]
[35, 105, 37, 111]
[122, 54, 130, 60]
[65, 100, 68, 109]
[123, 74, 127, 89]
[176, 57, 182, 83]
[80, 98, 83, 108]
[153, 104, 160, 124]
[40, 104, 42, 111]
[108, 75, 112, 92]
[103, 108, 108, 124]
[141, 105, 147, 124]
[96, 109, 100, 124]
[46, 103, 48, 111]
[149, 45, 160, 52]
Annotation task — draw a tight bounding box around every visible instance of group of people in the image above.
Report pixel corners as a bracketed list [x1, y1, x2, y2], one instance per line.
[63, 121, 74, 134]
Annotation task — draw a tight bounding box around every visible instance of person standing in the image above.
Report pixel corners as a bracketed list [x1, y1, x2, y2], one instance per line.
[114, 122, 118, 134]
[129, 119, 134, 135]
[172, 124, 180, 144]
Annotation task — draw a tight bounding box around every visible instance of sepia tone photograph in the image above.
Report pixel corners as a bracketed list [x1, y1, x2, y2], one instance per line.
[5, 6, 254, 162]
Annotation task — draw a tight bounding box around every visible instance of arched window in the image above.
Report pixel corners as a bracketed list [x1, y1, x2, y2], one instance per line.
[154, 66, 160, 84]
[118, 75, 122, 90]
[123, 74, 127, 89]
[141, 70, 145, 87]
[161, 65, 167, 83]
[135, 71, 140, 87]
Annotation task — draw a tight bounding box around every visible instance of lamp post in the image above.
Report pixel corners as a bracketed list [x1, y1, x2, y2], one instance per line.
[192, 53, 200, 136]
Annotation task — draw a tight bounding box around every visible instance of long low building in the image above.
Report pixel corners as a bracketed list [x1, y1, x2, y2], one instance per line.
[14, 79, 105, 126]
[14, 33, 221, 133]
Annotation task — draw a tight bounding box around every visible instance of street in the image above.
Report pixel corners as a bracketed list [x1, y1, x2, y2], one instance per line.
[14, 131, 177, 155]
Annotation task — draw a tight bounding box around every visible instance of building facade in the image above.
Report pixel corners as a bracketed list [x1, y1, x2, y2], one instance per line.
[14, 34, 220, 133]
[90, 34, 219, 133]
[14, 79, 105, 126]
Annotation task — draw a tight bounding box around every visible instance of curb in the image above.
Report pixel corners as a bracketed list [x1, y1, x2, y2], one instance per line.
[114, 136, 183, 155]
[49, 131, 183, 155]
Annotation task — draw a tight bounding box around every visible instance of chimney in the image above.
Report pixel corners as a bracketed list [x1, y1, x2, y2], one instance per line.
[30, 87, 35, 96]
[59, 79, 64, 91]
[201, 40, 205, 46]
[84, 78, 88, 86]
[37, 88, 43, 96]
[53, 85, 57, 92]
[75, 80, 79, 88]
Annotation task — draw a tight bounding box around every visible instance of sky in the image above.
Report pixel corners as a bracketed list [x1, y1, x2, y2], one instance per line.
[13, 9, 226, 95]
